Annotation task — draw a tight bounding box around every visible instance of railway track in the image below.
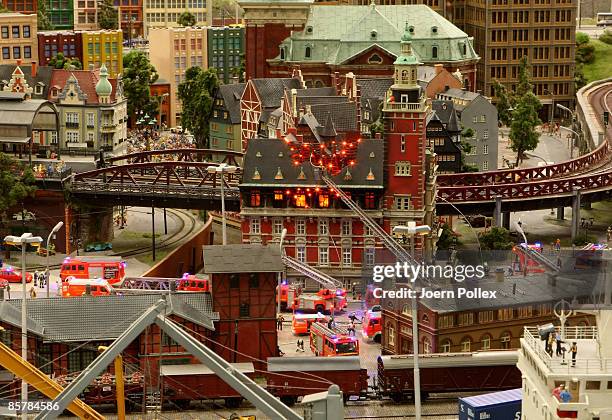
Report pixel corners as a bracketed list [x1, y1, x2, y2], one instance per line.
[27, 208, 200, 271]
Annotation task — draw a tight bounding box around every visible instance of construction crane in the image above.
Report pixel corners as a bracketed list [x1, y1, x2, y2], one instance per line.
[0, 328, 104, 419]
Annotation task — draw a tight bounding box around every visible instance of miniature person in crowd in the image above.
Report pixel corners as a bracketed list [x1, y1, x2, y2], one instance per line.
[560, 387, 572, 403]
[552, 384, 565, 400]
[348, 321, 356, 336]
[555, 331, 563, 357]
[277, 314, 284, 331]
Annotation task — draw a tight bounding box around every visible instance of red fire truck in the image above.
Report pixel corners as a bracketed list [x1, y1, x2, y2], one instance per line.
[277, 284, 347, 313]
[309, 323, 359, 357]
[60, 256, 126, 285]
[361, 309, 382, 343]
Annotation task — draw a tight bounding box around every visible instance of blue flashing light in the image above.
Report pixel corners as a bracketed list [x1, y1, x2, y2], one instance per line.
[281, 280, 287, 285]
[535, 242, 542, 248]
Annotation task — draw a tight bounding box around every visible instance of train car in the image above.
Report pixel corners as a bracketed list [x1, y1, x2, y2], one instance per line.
[160, 363, 258, 409]
[377, 351, 521, 402]
[60, 256, 126, 285]
[266, 356, 368, 405]
[310, 323, 359, 357]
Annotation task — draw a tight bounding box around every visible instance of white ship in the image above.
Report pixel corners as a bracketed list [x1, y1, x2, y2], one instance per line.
[518, 307, 612, 420]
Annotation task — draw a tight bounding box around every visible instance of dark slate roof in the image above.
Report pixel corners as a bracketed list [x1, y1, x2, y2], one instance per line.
[295, 87, 337, 97]
[0, 65, 53, 99]
[296, 95, 348, 108]
[431, 100, 461, 133]
[218, 83, 246, 124]
[310, 102, 357, 132]
[0, 294, 217, 341]
[441, 88, 480, 101]
[202, 244, 283, 273]
[318, 112, 337, 137]
[253, 78, 302, 108]
[240, 137, 384, 188]
[356, 77, 393, 104]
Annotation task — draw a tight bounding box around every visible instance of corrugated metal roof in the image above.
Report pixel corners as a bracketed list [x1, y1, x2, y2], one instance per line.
[267, 356, 361, 372]
[0, 294, 217, 342]
[379, 351, 519, 370]
[460, 388, 522, 407]
[202, 244, 283, 273]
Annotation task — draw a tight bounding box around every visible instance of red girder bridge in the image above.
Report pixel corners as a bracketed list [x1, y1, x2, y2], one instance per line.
[64, 83, 612, 215]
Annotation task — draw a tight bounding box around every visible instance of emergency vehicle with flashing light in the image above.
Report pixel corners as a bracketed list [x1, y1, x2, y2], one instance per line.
[60, 256, 126, 285]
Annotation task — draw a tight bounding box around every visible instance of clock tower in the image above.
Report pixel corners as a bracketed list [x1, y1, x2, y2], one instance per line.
[382, 23, 436, 256]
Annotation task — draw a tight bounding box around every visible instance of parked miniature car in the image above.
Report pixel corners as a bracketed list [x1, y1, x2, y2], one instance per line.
[0, 266, 32, 283]
[85, 242, 113, 252]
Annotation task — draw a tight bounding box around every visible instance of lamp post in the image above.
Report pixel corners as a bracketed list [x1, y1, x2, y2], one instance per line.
[207, 163, 237, 245]
[560, 126, 580, 158]
[391, 223, 432, 420]
[3, 233, 43, 420]
[279, 228, 287, 315]
[45, 221, 64, 298]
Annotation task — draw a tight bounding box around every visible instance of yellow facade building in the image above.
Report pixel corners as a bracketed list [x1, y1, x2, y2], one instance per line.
[81, 29, 123, 77]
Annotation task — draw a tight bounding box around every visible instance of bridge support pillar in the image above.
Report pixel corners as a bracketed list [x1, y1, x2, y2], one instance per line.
[493, 195, 503, 227]
[556, 207, 565, 220]
[584, 201, 592, 210]
[571, 187, 581, 244]
[502, 212, 511, 230]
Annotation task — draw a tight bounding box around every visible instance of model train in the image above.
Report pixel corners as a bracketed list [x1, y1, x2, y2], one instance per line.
[69, 351, 520, 410]
[377, 350, 522, 402]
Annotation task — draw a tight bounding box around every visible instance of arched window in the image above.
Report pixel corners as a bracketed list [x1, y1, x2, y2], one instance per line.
[280, 47, 285, 60]
[368, 53, 383, 64]
[463, 43, 467, 55]
[401, 70, 408, 81]
[481, 334, 492, 351]
[305, 46, 312, 59]
[441, 339, 452, 353]
[422, 336, 432, 353]
[500, 331, 511, 349]
[461, 336, 471, 352]
[432, 46, 438, 59]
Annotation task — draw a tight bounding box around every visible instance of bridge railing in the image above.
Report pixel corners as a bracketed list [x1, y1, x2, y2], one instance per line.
[437, 138, 610, 187]
[105, 148, 244, 166]
[438, 170, 612, 202]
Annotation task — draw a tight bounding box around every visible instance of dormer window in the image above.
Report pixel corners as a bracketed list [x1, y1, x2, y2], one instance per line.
[462, 42, 467, 55]
[280, 47, 285, 60]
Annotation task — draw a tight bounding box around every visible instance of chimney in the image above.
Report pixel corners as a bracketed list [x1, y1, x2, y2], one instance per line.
[355, 86, 362, 128]
[305, 104, 312, 115]
[31, 61, 37, 77]
[434, 63, 443, 75]
[299, 106, 305, 118]
[374, 132, 382, 139]
[291, 88, 298, 117]
[16, 59, 22, 66]
[334, 71, 341, 95]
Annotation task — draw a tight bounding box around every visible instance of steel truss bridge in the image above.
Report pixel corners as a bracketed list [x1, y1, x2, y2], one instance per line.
[63, 84, 612, 214]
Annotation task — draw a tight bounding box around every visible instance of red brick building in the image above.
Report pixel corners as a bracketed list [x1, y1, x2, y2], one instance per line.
[37, 31, 83, 67]
[2, 0, 35, 13]
[117, 0, 144, 39]
[239, 0, 312, 79]
[150, 79, 171, 128]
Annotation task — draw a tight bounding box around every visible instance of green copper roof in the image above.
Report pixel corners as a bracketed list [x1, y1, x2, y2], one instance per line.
[394, 54, 420, 65]
[277, 4, 479, 65]
[95, 64, 112, 96]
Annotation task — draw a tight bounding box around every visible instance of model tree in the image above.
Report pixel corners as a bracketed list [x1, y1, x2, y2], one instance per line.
[98, 0, 119, 30]
[178, 67, 219, 148]
[509, 57, 542, 166]
[49, 53, 83, 70]
[122, 51, 159, 122]
[0, 153, 36, 235]
[177, 11, 196, 26]
[37, 0, 53, 30]
[492, 80, 512, 127]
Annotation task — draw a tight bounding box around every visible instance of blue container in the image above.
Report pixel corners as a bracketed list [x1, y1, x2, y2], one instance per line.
[458, 388, 522, 420]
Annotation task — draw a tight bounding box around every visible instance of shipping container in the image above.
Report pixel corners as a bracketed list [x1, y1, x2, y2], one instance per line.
[459, 388, 521, 420]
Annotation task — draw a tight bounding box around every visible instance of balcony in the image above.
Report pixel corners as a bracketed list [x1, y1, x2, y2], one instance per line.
[522, 326, 612, 374]
[101, 122, 117, 132]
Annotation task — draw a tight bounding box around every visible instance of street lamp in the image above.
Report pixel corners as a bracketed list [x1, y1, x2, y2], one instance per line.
[3, 233, 43, 420]
[207, 163, 237, 245]
[559, 126, 580, 158]
[391, 222, 432, 420]
[581, 217, 594, 242]
[46, 221, 63, 298]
